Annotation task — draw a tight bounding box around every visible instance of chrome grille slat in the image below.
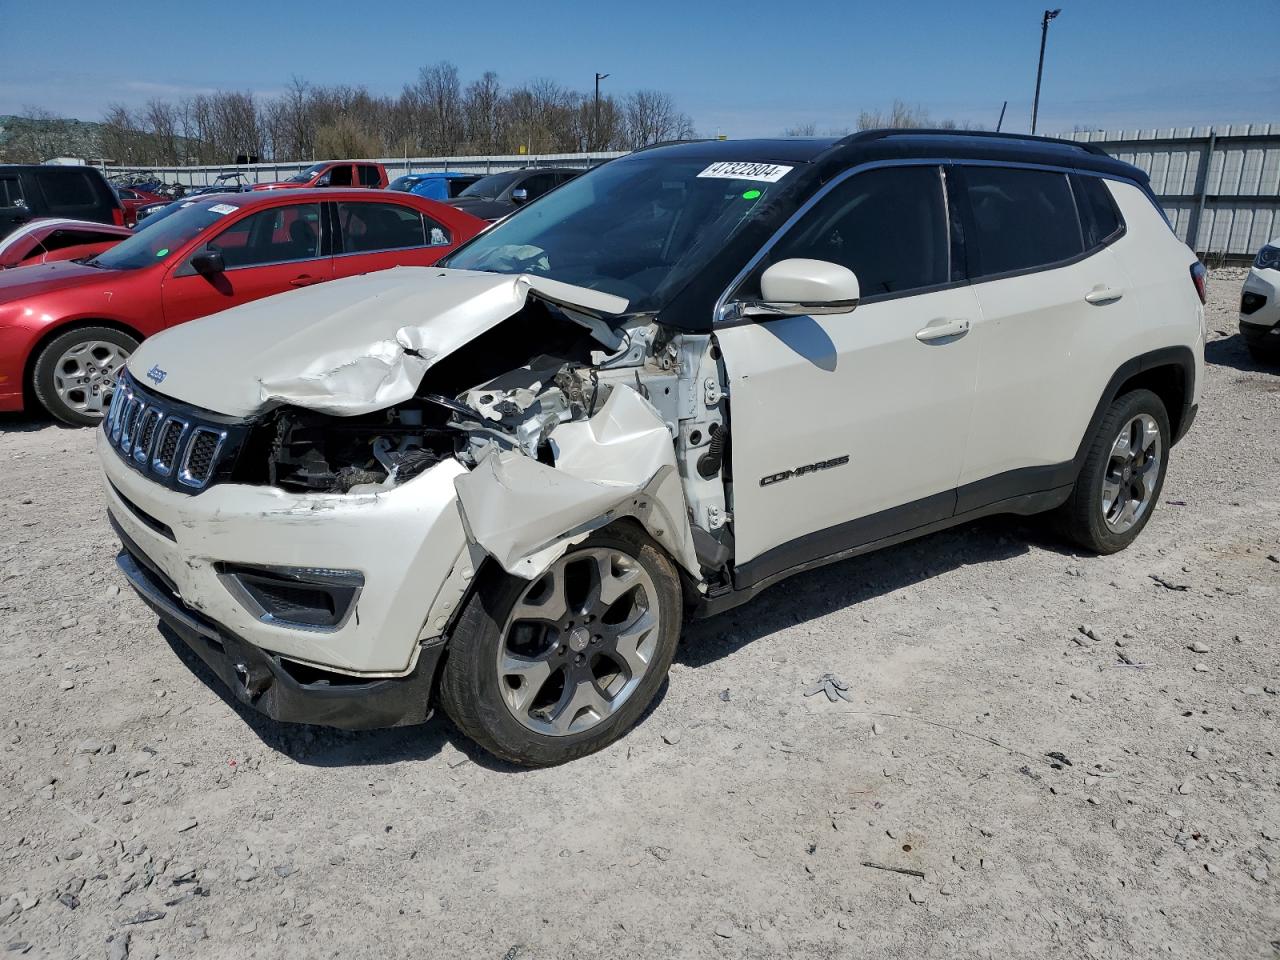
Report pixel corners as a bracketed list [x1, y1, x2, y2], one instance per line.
[102, 372, 240, 494]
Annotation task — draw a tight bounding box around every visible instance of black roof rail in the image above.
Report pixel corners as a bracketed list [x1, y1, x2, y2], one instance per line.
[836, 128, 1109, 156]
[631, 138, 715, 154]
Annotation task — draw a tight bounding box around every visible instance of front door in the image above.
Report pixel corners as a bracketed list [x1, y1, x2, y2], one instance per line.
[715, 165, 981, 583]
[161, 201, 331, 327]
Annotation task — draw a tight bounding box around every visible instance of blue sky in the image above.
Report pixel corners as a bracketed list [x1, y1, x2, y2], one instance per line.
[2, 0, 1274, 138]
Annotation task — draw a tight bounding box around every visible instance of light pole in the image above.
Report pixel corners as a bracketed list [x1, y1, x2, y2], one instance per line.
[1031, 9, 1061, 135]
[593, 72, 610, 151]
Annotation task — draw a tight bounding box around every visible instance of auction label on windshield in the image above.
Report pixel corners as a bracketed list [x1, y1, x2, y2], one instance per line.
[697, 162, 793, 183]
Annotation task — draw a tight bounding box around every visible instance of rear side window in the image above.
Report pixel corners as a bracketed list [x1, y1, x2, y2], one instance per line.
[338, 201, 448, 252]
[960, 167, 1083, 278]
[1072, 175, 1124, 249]
[520, 173, 558, 199]
[36, 170, 99, 213]
[758, 165, 949, 299]
[0, 174, 25, 207]
[358, 165, 381, 187]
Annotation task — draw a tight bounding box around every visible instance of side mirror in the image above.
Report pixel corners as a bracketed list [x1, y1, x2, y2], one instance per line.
[190, 249, 225, 276]
[510, 187, 529, 204]
[736, 258, 860, 319]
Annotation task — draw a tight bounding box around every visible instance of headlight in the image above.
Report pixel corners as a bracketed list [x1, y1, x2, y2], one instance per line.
[1255, 245, 1280, 271]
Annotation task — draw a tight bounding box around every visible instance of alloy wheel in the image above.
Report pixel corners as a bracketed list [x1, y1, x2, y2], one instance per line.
[1101, 413, 1161, 533]
[496, 548, 660, 737]
[51, 340, 132, 416]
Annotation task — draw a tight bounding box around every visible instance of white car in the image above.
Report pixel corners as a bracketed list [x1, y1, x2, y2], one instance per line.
[98, 132, 1206, 766]
[1240, 240, 1280, 359]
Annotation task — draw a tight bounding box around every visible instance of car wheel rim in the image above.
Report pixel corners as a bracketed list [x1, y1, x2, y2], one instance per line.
[51, 340, 132, 417]
[1101, 413, 1161, 533]
[496, 547, 660, 737]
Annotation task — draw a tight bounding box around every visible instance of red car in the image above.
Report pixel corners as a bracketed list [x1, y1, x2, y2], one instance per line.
[253, 160, 388, 191]
[0, 189, 484, 425]
[0, 218, 132, 269]
[114, 186, 171, 227]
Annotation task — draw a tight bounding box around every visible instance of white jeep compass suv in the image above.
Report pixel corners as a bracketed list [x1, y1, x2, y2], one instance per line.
[98, 131, 1206, 766]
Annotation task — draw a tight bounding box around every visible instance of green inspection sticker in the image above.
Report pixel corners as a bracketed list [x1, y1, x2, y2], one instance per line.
[742, 189, 761, 200]
[155, 248, 169, 257]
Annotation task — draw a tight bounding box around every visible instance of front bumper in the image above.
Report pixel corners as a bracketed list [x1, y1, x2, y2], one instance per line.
[98, 427, 472, 675]
[1240, 267, 1280, 342]
[116, 525, 444, 729]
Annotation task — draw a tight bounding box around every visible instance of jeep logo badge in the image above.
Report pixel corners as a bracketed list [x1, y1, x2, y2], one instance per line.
[146, 365, 167, 386]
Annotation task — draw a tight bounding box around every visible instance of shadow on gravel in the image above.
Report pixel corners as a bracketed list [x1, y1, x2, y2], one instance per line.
[1205, 334, 1278, 374]
[676, 514, 1073, 670]
[0, 411, 62, 433]
[157, 620, 670, 773]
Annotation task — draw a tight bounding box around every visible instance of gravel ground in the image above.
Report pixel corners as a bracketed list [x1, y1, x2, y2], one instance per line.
[1, 270, 1277, 960]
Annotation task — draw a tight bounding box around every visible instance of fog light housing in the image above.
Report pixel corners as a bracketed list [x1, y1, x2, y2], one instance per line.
[1240, 292, 1267, 316]
[217, 564, 363, 630]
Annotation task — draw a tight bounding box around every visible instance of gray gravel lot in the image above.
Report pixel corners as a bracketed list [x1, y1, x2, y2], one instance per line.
[1, 269, 1277, 960]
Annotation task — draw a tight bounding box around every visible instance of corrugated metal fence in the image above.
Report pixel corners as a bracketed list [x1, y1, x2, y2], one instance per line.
[1068, 125, 1280, 260]
[102, 151, 626, 188]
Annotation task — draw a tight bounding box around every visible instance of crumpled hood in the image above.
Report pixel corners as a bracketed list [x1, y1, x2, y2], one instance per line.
[127, 266, 627, 418]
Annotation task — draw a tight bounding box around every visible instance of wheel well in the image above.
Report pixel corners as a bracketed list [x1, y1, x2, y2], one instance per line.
[1112, 363, 1187, 442]
[22, 319, 145, 407]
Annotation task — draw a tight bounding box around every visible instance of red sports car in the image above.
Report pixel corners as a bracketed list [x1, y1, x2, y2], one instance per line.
[0, 218, 132, 270]
[0, 189, 485, 424]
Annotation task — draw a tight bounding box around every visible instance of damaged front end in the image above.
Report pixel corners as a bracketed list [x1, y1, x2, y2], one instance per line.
[216, 270, 734, 594]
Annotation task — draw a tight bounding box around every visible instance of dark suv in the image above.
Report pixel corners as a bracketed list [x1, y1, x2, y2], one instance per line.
[445, 167, 581, 221]
[0, 165, 125, 241]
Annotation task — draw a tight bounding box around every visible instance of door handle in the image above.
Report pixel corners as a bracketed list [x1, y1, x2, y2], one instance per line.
[1084, 286, 1124, 305]
[915, 318, 971, 342]
[289, 275, 323, 287]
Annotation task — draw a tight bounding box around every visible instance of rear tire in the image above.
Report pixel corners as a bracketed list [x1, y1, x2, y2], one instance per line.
[32, 326, 137, 427]
[439, 523, 683, 767]
[1055, 388, 1170, 554]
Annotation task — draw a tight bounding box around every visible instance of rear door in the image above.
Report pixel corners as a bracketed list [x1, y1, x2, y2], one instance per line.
[331, 198, 454, 278]
[953, 165, 1139, 504]
[717, 164, 982, 578]
[160, 201, 331, 327]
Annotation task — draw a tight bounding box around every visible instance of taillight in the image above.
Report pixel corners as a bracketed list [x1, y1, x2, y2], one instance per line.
[111, 207, 125, 227]
[1190, 261, 1207, 305]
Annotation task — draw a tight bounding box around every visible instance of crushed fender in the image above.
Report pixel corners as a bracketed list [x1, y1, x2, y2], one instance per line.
[453, 385, 699, 579]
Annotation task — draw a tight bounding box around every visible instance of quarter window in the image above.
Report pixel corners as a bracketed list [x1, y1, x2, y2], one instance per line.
[36, 170, 98, 212]
[960, 167, 1083, 277]
[358, 165, 382, 187]
[207, 204, 321, 269]
[756, 165, 949, 299]
[1072, 175, 1124, 249]
[0, 175, 24, 207]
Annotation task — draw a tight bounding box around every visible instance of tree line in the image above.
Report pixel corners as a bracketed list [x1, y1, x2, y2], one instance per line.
[4, 64, 696, 167]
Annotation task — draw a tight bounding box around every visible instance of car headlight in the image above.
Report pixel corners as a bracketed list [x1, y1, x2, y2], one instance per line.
[1255, 245, 1280, 271]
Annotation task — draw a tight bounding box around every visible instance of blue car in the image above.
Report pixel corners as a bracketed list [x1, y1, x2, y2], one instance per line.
[388, 171, 484, 201]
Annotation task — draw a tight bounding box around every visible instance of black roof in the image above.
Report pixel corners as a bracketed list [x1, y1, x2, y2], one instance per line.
[631, 130, 1146, 184]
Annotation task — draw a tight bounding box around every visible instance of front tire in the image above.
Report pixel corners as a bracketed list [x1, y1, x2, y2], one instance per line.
[439, 524, 683, 767]
[1056, 388, 1170, 554]
[32, 326, 137, 426]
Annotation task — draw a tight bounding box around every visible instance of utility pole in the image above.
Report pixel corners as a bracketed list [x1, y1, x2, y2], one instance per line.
[593, 72, 610, 151]
[1031, 9, 1061, 135]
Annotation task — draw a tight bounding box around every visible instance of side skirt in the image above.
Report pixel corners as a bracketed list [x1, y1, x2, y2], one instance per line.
[693, 482, 1071, 619]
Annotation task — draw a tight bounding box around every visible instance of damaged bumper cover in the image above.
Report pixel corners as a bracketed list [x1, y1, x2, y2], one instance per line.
[115, 532, 441, 729]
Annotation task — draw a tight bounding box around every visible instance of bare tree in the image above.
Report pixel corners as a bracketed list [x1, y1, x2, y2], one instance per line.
[623, 90, 695, 148]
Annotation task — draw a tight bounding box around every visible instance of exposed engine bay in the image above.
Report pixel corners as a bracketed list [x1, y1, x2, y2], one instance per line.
[242, 295, 734, 585]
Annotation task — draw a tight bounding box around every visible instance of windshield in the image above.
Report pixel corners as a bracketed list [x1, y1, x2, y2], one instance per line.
[283, 163, 326, 184]
[457, 171, 520, 199]
[88, 198, 242, 270]
[388, 175, 421, 192]
[442, 155, 799, 313]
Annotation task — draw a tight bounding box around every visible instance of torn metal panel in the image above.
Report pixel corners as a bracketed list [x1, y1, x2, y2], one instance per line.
[453, 386, 699, 580]
[124, 267, 629, 419]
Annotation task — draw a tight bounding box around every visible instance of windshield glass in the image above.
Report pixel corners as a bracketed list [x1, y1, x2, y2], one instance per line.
[388, 175, 421, 191]
[89, 199, 242, 270]
[442, 155, 799, 312]
[283, 163, 326, 184]
[457, 171, 520, 199]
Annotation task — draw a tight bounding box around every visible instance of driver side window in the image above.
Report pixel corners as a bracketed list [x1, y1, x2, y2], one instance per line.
[207, 204, 321, 269]
[750, 165, 950, 302]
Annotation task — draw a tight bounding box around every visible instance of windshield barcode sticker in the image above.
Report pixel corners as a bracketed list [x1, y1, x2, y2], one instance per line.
[207, 203, 238, 215]
[697, 162, 793, 183]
